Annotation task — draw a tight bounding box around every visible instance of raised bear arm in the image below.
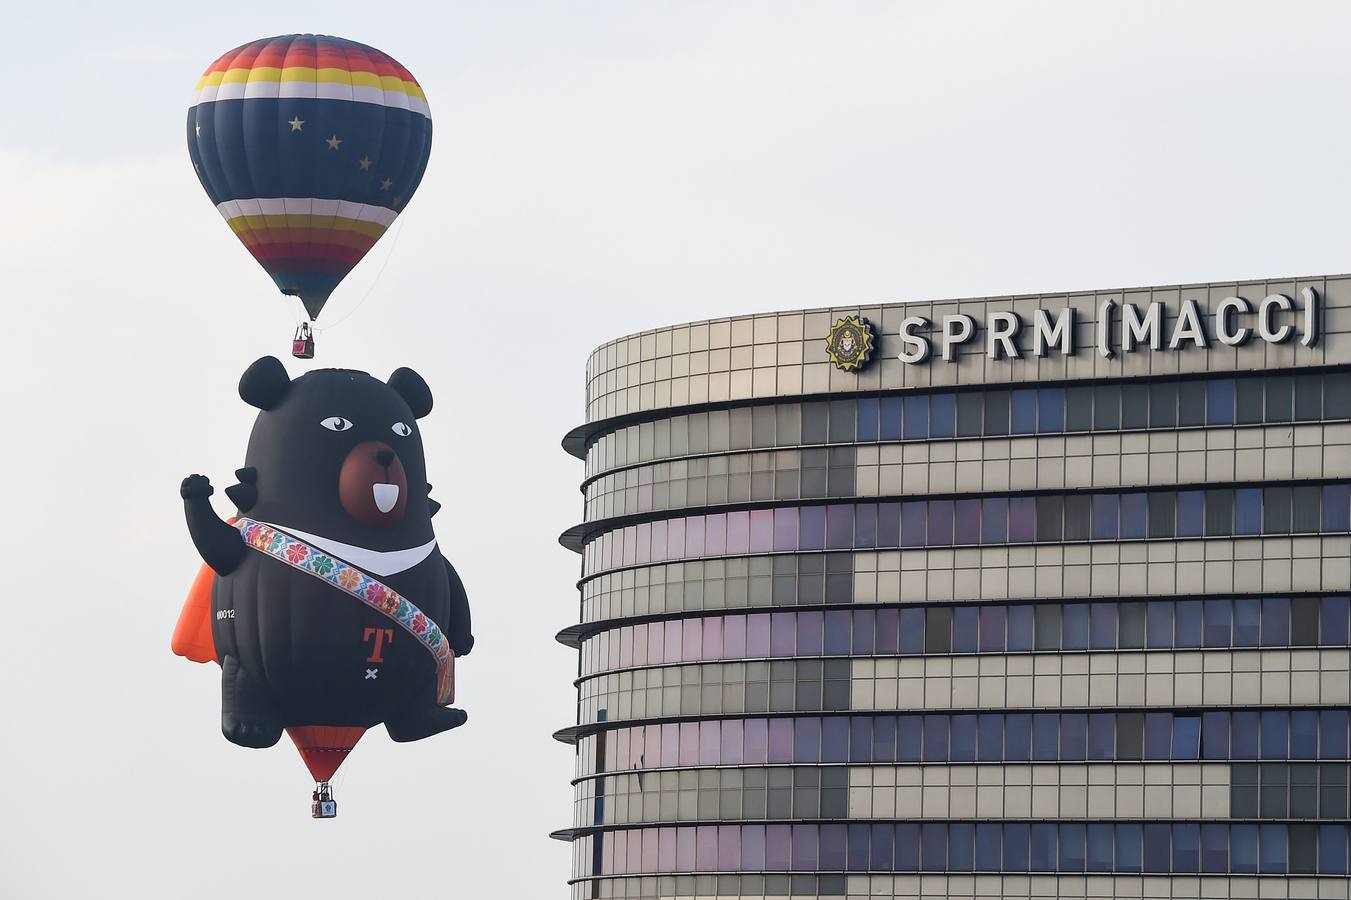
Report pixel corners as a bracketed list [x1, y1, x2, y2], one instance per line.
[182, 474, 246, 576]
[443, 558, 474, 657]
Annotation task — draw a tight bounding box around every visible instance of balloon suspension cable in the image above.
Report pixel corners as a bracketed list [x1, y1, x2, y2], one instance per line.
[315, 215, 407, 333]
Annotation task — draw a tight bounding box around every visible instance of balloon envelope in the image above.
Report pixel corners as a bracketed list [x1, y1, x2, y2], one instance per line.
[186, 35, 433, 318]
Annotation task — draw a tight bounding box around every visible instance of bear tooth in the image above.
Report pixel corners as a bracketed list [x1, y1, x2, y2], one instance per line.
[373, 483, 400, 513]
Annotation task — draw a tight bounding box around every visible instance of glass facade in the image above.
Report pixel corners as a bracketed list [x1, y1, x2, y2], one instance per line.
[559, 283, 1351, 899]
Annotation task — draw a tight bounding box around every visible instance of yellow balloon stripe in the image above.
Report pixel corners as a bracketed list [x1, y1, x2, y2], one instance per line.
[226, 215, 389, 240]
[195, 67, 427, 101]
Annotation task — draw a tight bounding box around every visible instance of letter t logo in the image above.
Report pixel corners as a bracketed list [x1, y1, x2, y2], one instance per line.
[363, 627, 395, 663]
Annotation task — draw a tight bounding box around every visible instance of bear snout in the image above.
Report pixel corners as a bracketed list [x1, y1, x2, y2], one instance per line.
[339, 440, 408, 527]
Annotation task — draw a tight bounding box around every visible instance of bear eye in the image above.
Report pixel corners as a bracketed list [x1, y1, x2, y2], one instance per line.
[391, 422, 413, 437]
[320, 417, 354, 432]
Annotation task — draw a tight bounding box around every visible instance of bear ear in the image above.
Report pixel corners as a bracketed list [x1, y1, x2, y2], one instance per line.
[388, 367, 433, 419]
[239, 357, 291, 410]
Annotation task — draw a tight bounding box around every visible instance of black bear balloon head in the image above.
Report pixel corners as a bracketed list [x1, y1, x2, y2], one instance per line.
[234, 357, 436, 549]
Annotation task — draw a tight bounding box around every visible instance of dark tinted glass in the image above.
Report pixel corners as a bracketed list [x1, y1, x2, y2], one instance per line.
[1326, 485, 1351, 531]
[1060, 604, 1088, 650]
[1149, 383, 1177, 427]
[1178, 381, 1206, 426]
[1007, 605, 1033, 652]
[1173, 823, 1200, 873]
[1144, 713, 1171, 759]
[801, 403, 828, 443]
[1146, 601, 1173, 648]
[1231, 825, 1257, 874]
[1147, 492, 1176, 538]
[1034, 605, 1061, 651]
[827, 400, 855, 443]
[950, 715, 976, 762]
[1261, 711, 1289, 758]
[985, 391, 1009, 436]
[1064, 494, 1091, 541]
[955, 393, 982, 437]
[1320, 825, 1348, 875]
[1267, 376, 1293, 422]
[1236, 377, 1264, 424]
[1205, 489, 1233, 536]
[1088, 714, 1115, 760]
[1203, 599, 1231, 647]
[1121, 384, 1149, 429]
[1142, 823, 1170, 872]
[1258, 824, 1286, 874]
[1232, 711, 1260, 758]
[903, 396, 928, 440]
[1093, 385, 1120, 429]
[1116, 823, 1142, 873]
[1202, 711, 1229, 759]
[975, 823, 1002, 871]
[1323, 596, 1350, 645]
[1036, 495, 1063, 542]
[952, 607, 978, 653]
[1038, 388, 1065, 432]
[1292, 597, 1320, 645]
[930, 394, 955, 438]
[1175, 601, 1202, 648]
[1087, 824, 1113, 871]
[1263, 597, 1291, 646]
[1291, 710, 1318, 758]
[879, 398, 902, 441]
[1011, 389, 1037, 434]
[855, 398, 878, 442]
[1089, 603, 1116, 649]
[1329, 374, 1351, 419]
[1235, 488, 1262, 535]
[1118, 602, 1146, 648]
[1323, 710, 1350, 758]
[1120, 493, 1147, 539]
[1234, 598, 1261, 646]
[1295, 375, 1323, 420]
[1005, 714, 1031, 762]
[1060, 713, 1087, 760]
[1177, 491, 1204, 536]
[1066, 387, 1093, 431]
[1206, 380, 1235, 425]
[1264, 487, 1292, 534]
[1173, 715, 1201, 760]
[1117, 713, 1144, 760]
[1294, 486, 1322, 534]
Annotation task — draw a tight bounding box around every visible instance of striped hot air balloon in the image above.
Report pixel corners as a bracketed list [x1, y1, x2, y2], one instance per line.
[186, 34, 433, 320]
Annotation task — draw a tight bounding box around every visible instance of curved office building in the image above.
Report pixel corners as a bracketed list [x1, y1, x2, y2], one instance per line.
[556, 275, 1351, 900]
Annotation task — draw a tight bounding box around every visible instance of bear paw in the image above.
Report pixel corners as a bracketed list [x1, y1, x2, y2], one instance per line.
[221, 712, 283, 749]
[385, 706, 467, 743]
[181, 474, 214, 500]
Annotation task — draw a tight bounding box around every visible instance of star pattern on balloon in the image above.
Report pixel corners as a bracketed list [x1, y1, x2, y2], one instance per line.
[379, 178, 393, 191]
[358, 156, 373, 171]
[326, 134, 343, 151]
[288, 115, 305, 132]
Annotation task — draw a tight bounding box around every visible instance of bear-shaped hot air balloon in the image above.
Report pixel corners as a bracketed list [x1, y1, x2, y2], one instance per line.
[173, 357, 473, 815]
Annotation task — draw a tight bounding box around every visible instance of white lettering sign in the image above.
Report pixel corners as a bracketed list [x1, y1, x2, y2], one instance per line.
[889, 289, 1317, 363]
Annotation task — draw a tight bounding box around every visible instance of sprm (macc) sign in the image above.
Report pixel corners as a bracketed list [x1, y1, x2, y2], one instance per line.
[893, 288, 1319, 364]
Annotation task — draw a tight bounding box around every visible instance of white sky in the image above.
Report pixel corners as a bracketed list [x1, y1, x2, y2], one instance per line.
[3, 2, 1351, 897]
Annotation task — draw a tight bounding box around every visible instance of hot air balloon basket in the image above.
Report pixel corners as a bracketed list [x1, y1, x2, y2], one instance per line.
[311, 781, 338, 819]
[292, 324, 315, 359]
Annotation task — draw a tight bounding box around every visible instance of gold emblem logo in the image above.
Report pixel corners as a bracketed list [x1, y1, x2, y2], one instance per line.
[824, 315, 875, 372]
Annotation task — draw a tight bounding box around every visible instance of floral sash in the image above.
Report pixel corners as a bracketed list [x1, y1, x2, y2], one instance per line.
[235, 518, 454, 705]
